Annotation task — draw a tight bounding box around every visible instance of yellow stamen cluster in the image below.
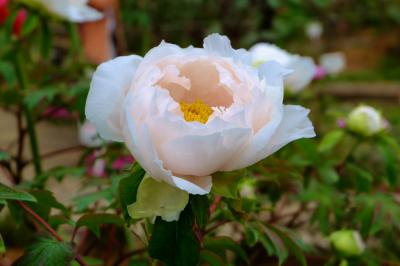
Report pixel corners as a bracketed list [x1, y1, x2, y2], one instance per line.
[179, 99, 213, 124]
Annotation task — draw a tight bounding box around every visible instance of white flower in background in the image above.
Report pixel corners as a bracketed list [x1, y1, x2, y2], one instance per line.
[347, 105, 385, 136]
[86, 33, 315, 200]
[319, 52, 346, 75]
[78, 120, 103, 147]
[249, 43, 316, 93]
[330, 230, 365, 257]
[20, 0, 103, 23]
[305, 21, 323, 40]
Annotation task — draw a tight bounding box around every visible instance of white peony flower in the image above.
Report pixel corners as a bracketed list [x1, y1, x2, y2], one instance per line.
[249, 43, 316, 93]
[319, 52, 346, 75]
[347, 105, 385, 136]
[86, 33, 315, 195]
[21, 0, 103, 23]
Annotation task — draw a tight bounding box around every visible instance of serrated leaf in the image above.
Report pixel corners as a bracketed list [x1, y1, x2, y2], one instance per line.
[148, 206, 199, 266]
[212, 170, 246, 199]
[118, 164, 145, 222]
[318, 130, 345, 153]
[27, 190, 68, 220]
[73, 188, 113, 212]
[203, 236, 249, 264]
[14, 238, 74, 266]
[190, 195, 209, 229]
[76, 214, 124, 238]
[200, 250, 226, 266]
[265, 224, 307, 266]
[0, 183, 36, 202]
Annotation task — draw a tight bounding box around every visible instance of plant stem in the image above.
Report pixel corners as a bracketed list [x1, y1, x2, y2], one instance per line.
[14, 48, 42, 175]
[17, 201, 87, 266]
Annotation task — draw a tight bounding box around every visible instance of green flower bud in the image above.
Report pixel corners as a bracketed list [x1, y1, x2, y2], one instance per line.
[330, 230, 365, 257]
[347, 105, 385, 136]
[128, 176, 189, 222]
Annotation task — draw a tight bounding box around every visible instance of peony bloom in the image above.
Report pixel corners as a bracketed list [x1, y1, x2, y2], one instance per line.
[86, 34, 315, 195]
[249, 43, 316, 93]
[347, 105, 385, 136]
[20, 0, 103, 23]
[319, 52, 346, 75]
[330, 230, 365, 257]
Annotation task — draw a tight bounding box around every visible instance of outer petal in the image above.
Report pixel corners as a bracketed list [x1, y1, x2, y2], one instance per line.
[258, 60, 292, 88]
[85, 55, 142, 141]
[285, 57, 316, 92]
[203, 33, 252, 65]
[249, 43, 292, 66]
[223, 105, 315, 171]
[159, 127, 252, 176]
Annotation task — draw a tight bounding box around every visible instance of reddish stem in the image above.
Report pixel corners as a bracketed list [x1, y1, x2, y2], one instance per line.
[17, 201, 87, 266]
[209, 196, 222, 214]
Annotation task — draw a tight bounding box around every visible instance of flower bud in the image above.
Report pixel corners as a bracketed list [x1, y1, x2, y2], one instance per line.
[12, 9, 27, 38]
[329, 230, 365, 257]
[347, 105, 385, 136]
[320, 52, 346, 75]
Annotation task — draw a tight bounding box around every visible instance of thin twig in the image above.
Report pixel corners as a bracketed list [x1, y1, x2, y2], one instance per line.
[209, 196, 222, 214]
[16, 201, 87, 266]
[23, 145, 84, 166]
[205, 220, 230, 234]
[112, 248, 147, 266]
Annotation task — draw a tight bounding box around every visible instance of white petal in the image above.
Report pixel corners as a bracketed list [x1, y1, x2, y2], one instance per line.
[123, 91, 212, 195]
[249, 43, 292, 66]
[159, 127, 252, 176]
[265, 105, 316, 155]
[41, 0, 103, 22]
[258, 60, 292, 88]
[203, 33, 252, 65]
[285, 56, 316, 92]
[224, 105, 315, 171]
[85, 55, 142, 141]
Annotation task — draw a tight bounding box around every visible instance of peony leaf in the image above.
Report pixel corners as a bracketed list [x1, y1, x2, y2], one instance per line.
[211, 170, 247, 199]
[0, 183, 36, 202]
[190, 195, 210, 229]
[76, 214, 124, 238]
[127, 176, 189, 222]
[318, 129, 344, 153]
[203, 236, 249, 264]
[118, 164, 145, 223]
[0, 234, 5, 255]
[14, 238, 74, 266]
[148, 207, 199, 266]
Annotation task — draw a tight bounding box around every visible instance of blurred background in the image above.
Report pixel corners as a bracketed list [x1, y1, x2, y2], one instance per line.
[1, 0, 400, 265]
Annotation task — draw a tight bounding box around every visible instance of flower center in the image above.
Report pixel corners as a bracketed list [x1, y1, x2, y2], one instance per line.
[179, 99, 213, 124]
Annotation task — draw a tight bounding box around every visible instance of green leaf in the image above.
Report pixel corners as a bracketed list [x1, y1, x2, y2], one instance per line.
[118, 164, 145, 222]
[203, 236, 249, 264]
[71, 256, 104, 266]
[0, 61, 16, 85]
[265, 225, 307, 266]
[34, 166, 85, 188]
[212, 170, 246, 199]
[318, 130, 345, 153]
[14, 238, 74, 266]
[24, 87, 58, 110]
[73, 188, 113, 212]
[0, 151, 11, 161]
[200, 250, 226, 266]
[0, 183, 36, 202]
[0, 234, 5, 255]
[261, 224, 288, 265]
[378, 142, 397, 187]
[190, 195, 210, 230]
[76, 214, 124, 238]
[317, 165, 339, 184]
[148, 206, 200, 266]
[27, 190, 68, 219]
